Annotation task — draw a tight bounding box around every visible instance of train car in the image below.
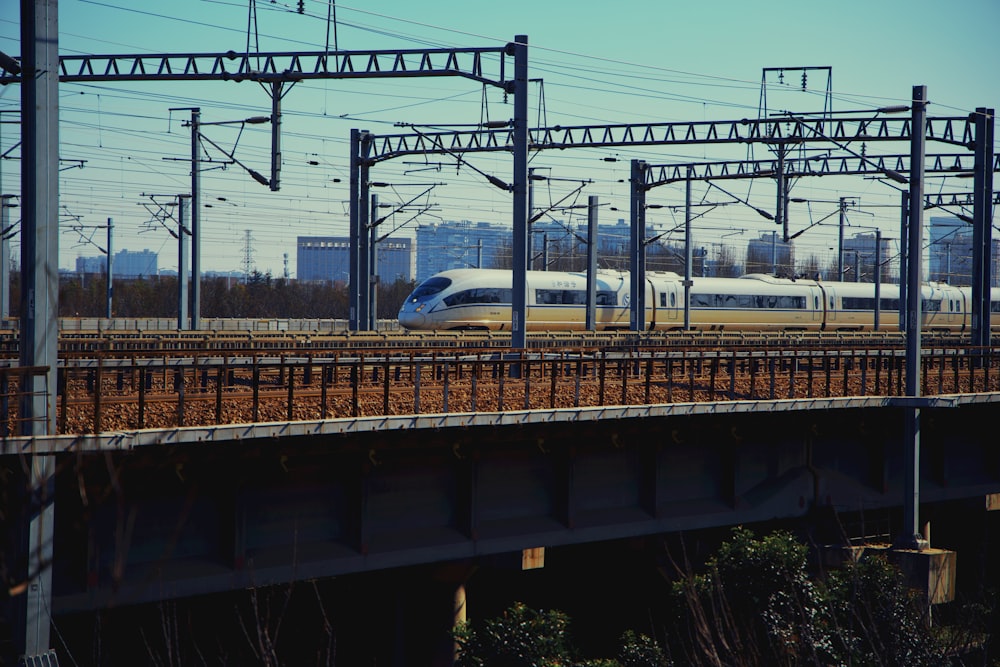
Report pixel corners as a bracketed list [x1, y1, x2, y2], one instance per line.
[664, 274, 824, 331]
[397, 268, 633, 331]
[398, 268, 991, 333]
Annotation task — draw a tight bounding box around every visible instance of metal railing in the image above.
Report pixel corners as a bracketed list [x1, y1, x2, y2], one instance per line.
[29, 346, 999, 434]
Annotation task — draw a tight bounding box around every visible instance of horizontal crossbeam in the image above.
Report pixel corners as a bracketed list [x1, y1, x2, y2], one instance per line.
[368, 116, 973, 161]
[0, 47, 511, 86]
[643, 153, 1000, 184]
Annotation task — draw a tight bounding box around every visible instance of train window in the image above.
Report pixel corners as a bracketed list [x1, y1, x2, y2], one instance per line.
[922, 299, 942, 312]
[880, 298, 899, 310]
[691, 293, 712, 307]
[814, 296, 819, 309]
[843, 297, 875, 310]
[444, 288, 510, 307]
[409, 276, 451, 301]
[535, 288, 596, 305]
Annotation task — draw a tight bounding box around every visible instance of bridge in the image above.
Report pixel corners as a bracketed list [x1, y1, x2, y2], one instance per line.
[3, 335, 1000, 663]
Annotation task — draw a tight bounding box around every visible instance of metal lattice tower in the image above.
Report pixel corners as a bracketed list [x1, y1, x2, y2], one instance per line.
[243, 229, 255, 282]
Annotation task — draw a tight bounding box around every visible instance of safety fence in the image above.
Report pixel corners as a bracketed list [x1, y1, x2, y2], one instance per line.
[1, 346, 998, 435]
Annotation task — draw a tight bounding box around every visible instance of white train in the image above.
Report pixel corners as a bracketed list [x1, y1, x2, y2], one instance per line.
[398, 268, 1000, 333]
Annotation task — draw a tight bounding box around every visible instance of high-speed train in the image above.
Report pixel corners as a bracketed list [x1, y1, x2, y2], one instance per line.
[398, 268, 1000, 333]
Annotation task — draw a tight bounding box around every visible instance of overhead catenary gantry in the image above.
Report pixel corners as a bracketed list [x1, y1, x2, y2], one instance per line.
[0, 39, 518, 329]
[356, 109, 995, 343]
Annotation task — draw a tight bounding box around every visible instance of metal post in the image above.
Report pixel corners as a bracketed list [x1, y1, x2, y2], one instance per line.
[901, 84, 927, 551]
[105, 217, 113, 319]
[190, 108, 202, 330]
[357, 135, 372, 330]
[630, 160, 647, 331]
[19, 0, 59, 657]
[899, 189, 909, 332]
[511, 35, 529, 349]
[776, 145, 787, 242]
[837, 197, 846, 279]
[0, 196, 11, 320]
[771, 231, 777, 275]
[477, 239, 482, 269]
[585, 195, 597, 330]
[349, 128, 361, 330]
[542, 232, 548, 270]
[528, 166, 535, 268]
[684, 166, 693, 330]
[269, 82, 282, 191]
[369, 193, 379, 330]
[178, 196, 189, 329]
[972, 107, 995, 350]
[19, 0, 59, 434]
[874, 229, 882, 331]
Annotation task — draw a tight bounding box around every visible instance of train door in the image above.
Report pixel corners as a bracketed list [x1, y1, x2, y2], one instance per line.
[825, 285, 838, 327]
[660, 282, 681, 326]
[922, 285, 944, 330]
[809, 287, 823, 326]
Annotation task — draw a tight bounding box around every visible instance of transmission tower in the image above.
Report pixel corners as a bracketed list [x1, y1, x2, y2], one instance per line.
[243, 229, 255, 282]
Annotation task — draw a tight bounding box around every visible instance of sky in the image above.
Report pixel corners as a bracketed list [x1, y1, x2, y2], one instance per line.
[0, 0, 998, 278]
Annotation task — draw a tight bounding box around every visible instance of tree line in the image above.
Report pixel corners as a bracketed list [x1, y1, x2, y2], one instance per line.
[3, 271, 417, 320]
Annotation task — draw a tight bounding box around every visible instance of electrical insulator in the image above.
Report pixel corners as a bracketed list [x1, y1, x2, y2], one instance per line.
[297, 0, 304, 13]
[801, 72, 807, 90]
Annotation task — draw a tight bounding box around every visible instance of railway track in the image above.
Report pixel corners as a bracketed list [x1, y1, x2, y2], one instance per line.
[0, 326, 970, 356]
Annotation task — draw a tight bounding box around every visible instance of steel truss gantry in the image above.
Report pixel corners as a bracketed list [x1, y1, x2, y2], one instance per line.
[355, 110, 996, 342]
[0, 39, 517, 329]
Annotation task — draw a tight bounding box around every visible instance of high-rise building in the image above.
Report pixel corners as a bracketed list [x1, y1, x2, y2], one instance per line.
[296, 236, 412, 284]
[114, 249, 158, 277]
[414, 221, 509, 282]
[842, 232, 893, 283]
[927, 215, 1000, 286]
[75, 249, 158, 277]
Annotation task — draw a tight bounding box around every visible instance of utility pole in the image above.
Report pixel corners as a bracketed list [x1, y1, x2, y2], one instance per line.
[19, 1, 59, 661]
[369, 193, 379, 330]
[0, 195, 13, 320]
[901, 84, 928, 551]
[837, 198, 847, 279]
[105, 217, 113, 319]
[630, 159, 647, 331]
[178, 196, 189, 329]
[684, 166, 693, 330]
[585, 195, 597, 330]
[190, 108, 202, 329]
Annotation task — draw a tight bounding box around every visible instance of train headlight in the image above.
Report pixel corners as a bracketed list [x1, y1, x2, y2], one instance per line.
[415, 303, 426, 313]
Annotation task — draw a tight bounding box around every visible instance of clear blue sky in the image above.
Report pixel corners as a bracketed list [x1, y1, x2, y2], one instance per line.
[1, 0, 997, 277]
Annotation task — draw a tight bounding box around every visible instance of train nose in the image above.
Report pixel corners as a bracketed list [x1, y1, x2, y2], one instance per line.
[398, 306, 426, 329]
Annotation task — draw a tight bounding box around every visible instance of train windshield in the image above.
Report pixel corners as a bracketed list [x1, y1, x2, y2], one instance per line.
[408, 276, 452, 303]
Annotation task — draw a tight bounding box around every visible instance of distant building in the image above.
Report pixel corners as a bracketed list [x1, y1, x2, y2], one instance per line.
[415, 221, 509, 282]
[928, 215, 1000, 286]
[75, 255, 105, 274]
[746, 232, 793, 276]
[296, 236, 412, 284]
[115, 249, 158, 277]
[842, 232, 893, 284]
[414, 218, 650, 281]
[75, 249, 158, 278]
